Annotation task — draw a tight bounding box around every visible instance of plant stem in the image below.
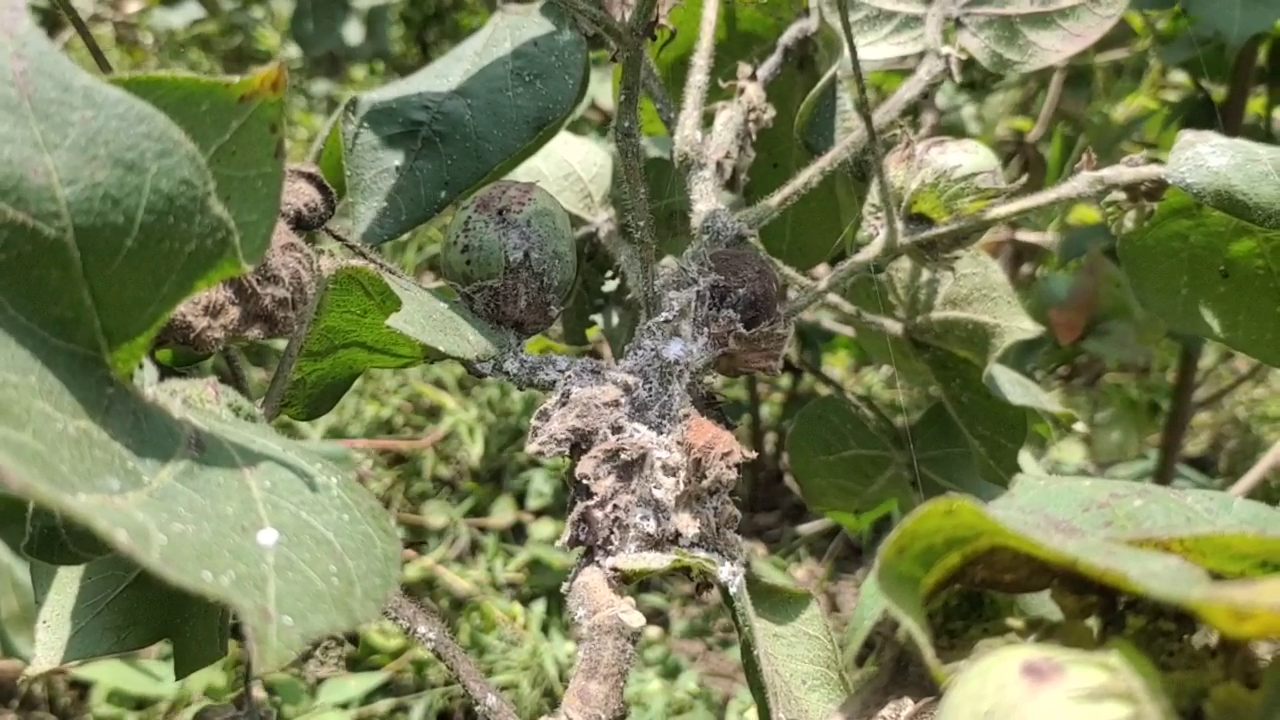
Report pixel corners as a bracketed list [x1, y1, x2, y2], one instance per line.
[1227, 439, 1280, 497]
[738, 54, 950, 230]
[785, 162, 1168, 316]
[50, 0, 113, 74]
[1151, 340, 1202, 486]
[260, 274, 328, 422]
[673, 0, 719, 169]
[835, 0, 900, 253]
[1152, 36, 1258, 486]
[550, 564, 642, 720]
[384, 589, 520, 720]
[755, 11, 821, 85]
[613, 0, 660, 320]
[220, 348, 253, 400]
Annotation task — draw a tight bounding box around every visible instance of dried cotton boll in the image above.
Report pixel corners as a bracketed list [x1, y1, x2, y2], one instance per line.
[704, 247, 790, 378]
[440, 180, 578, 338]
[280, 163, 337, 233]
[157, 222, 319, 353]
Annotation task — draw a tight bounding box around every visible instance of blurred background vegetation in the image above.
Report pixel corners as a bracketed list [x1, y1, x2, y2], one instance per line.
[3, 0, 1280, 717]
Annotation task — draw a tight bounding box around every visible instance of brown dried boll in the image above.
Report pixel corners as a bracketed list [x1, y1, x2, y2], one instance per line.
[440, 180, 577, 338]
[156, 222, 318, 354]
[280, 163, 337, 233]
[705, 248, 790, 377]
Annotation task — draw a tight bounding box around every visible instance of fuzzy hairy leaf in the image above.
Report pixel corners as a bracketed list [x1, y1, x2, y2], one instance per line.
[874, 475, 1280, 675]
[506, 130, 614, 222]
[281, 264, 504, 421]
[725, 569, 851, 719]
[1166, 129, 1280, 230]
[0, 2, 242, 376]
[1119, 189, 1280, 367]
[112, 64, 288, 266]
[823, 0, 1128, 73]
[335, 1, 589, 244]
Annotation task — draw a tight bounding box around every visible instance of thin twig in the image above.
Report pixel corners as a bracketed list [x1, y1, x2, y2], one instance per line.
[1027, 64, 1069, 145]
[384, 589, 520, 720]
[642, 57, 678, 133]
[336, 427, 449, 452]
[1227, 440, 1280, 497]
[260, 274, 328, 422]
[322, 227, 415, 283]
[50, 0, 113, 74]
[784, 162, 1168, 316]
[755, 10, 822, 85]
[673, 0, 720, 168]
[738, 54, 950, 230]
[835, 0, 900, 254]
[1193, 361, 1266, 410]
[1152, 341, 1202, 486]
[613, 0, 661, 319]
[220, 348, 254, 400]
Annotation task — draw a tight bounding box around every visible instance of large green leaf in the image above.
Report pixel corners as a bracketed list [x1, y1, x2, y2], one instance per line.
[822, 0, 1128, 73]
[112, 64, 289, 265]
[724, 568, 851, 719]
[787, 395, 913, 519]
[0, 329, 401, 670]
[0, 1, 242, 376]
[1118, 189, 1280, 367]
[914, 345, 1026, 487]
[505, 130, 614, 222]
[873, 475, 1280, 674]
[748, 57, 850, 270]
[1166, 129, 1280, 230]
[337, 1, 589, 245]
[281, 264, 505, 421]
[1180, 0, 1280, 48]
[27, 555, 229, 679]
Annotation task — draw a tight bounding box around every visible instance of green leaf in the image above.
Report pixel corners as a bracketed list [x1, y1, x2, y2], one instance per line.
[1180, 0, 1280, 48]
[314, 671, 392, 707]
[906, 402, 1009, 500]
[22, 507, 116, 565]
[748, 56, 851, 270]
[0, 2, 242, 376]
[822, 0, 1128, 73]
[873, 474, 1280, 675]
[112, 63, 288, 264]
[787, 395, 915, 517]
[281, 264, 505, 421]
[1118, 189, 1280, 367]
[914, 345, 1026, 488]
[68, 658, 180, 701]
[1166, 129, 1280, 230]
[0, 322, 401, 670]
[337, 1, 589, 244]
[28, 555, 229, 678]
[506, 130, 614, 222]
[724, 568, 851, 719]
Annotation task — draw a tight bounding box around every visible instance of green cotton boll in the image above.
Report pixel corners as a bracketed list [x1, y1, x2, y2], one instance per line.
[936, 642, 1175, 720]
[440, 180, 578, 338]
[897, 136, 1010, 225]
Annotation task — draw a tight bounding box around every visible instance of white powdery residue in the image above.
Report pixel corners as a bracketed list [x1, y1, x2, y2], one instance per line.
[255, 526, 281, 548]
[659, 338, 691, 362]
[717, 561, 745, 592]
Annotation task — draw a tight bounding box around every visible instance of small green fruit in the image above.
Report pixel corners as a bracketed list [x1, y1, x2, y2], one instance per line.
[441, 180, 578, 337]
[936, 642, 1174, 720]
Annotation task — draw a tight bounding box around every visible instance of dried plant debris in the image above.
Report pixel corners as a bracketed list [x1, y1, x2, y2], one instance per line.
[526, 369, 750, 562]
[156, 165, 333, 354]
[704, 247, 790, 377]
[280, 163, 338, 233]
